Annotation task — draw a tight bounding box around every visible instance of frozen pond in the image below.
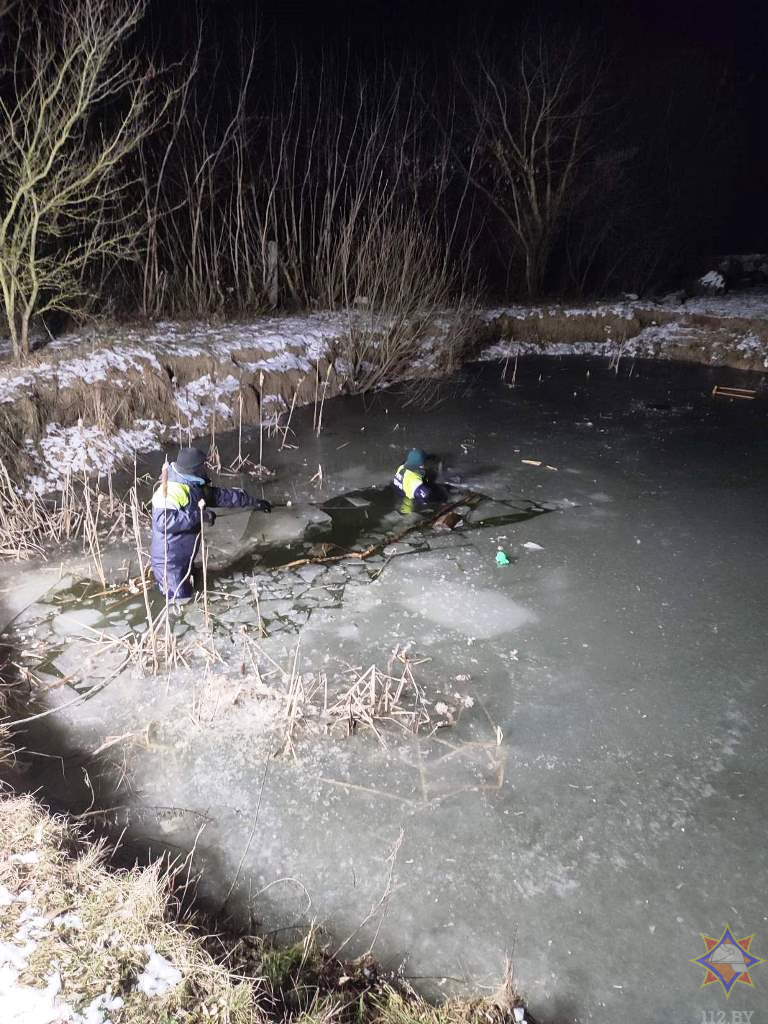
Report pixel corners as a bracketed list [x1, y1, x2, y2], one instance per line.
[3, 356, 767, 1023]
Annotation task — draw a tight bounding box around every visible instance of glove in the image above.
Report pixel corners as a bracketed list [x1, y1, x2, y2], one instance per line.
[254, 499, 272, 513]
[203, 509, 216, 526]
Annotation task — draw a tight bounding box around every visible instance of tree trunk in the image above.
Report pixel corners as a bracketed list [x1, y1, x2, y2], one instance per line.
[266, 239, 279, 308]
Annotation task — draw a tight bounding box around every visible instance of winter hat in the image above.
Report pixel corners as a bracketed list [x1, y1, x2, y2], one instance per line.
[175, 448, 207, 476]
[404, 448, 426, 470]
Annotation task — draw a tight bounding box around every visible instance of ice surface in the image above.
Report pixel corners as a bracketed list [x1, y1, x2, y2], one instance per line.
[401, 582, 535, 637]
[7, 357, 768, 1024]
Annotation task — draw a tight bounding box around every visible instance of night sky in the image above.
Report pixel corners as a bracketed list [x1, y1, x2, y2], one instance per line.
[162, 0, 766, 255]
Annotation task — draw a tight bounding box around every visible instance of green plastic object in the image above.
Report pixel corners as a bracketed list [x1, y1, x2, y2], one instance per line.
[495, 550, 510, 566]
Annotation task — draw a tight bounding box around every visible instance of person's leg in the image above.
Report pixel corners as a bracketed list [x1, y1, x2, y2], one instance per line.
[152, 561, 194, 603]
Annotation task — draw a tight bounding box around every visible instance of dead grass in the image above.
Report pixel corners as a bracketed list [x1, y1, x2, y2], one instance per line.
[0, 460, 144, 560]
[0, 794, 263, 1022]
[0, 794, 531, 1024]
[239, 640, 440, 756]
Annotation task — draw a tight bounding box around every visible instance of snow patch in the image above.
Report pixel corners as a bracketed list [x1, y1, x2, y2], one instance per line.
[700, 270, 725, 291]
[25, 420, 164, 495]
[72, 992, 124, 1024]
[10, 851, 40, 865]
[135, 945, 182, 997]
[241, 352, 312, 375]
[0, 966, 74, 1024]
[175, 374, 240, 433]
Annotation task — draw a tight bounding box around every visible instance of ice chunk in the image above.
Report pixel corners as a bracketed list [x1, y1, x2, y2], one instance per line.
[51, 608, 104, 637]
[297, 564, 326, 584]
[260, 599, 295, 617]
[522, 542, 544, 551]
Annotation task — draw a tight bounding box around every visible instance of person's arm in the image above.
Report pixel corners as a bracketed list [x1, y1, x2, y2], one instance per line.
[207, 485, 271, 512]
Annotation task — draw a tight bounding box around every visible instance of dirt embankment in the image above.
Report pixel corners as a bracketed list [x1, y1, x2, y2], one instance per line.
[0, 318, 348, 486]
[476, 303, 768, 373]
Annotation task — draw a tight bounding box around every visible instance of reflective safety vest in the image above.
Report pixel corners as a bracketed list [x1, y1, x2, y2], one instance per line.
[151, 480, 191, 510]
[393, 464, 424, 499]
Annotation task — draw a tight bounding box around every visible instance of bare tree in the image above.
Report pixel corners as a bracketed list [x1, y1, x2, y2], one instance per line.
[457, 34, 601, 298]
[0, 0, 166, 360]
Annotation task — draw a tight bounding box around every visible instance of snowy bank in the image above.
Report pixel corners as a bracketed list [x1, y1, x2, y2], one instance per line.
[477, 290, 768, 372]
[1, 294, 767, 492]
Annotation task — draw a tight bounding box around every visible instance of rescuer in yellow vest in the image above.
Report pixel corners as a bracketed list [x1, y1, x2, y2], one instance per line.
[393, 448, 443, 512]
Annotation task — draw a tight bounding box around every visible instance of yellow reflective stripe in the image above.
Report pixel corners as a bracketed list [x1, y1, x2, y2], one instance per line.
[401, 468, 423, 499]
[152, 481, 190, 510]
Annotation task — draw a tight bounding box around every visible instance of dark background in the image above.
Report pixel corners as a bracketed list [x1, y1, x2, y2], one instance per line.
[149, 0, 767, 257]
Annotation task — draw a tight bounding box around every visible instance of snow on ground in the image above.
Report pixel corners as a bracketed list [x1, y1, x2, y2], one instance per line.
[174, 373, 240, 431]
[478, 320, 699, 362]
[479, 300, 768, 369]
[135, 946, 182, 997]
[677, 288, 768, 318]
[480, 287, 768, 322]
[0, 891, 125, 1024]
[0, 312, 350, 408]
[25, 421, 165, 495]
[0, 314, 356, 492]
[478, 300, 643, 322]
[0, 347, 163, 405]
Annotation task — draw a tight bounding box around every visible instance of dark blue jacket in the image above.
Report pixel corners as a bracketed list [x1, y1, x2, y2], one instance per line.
[150, 464, 260, 601]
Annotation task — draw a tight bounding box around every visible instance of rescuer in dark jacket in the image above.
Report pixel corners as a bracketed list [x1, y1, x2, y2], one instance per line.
[150, 447, 271, 602]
